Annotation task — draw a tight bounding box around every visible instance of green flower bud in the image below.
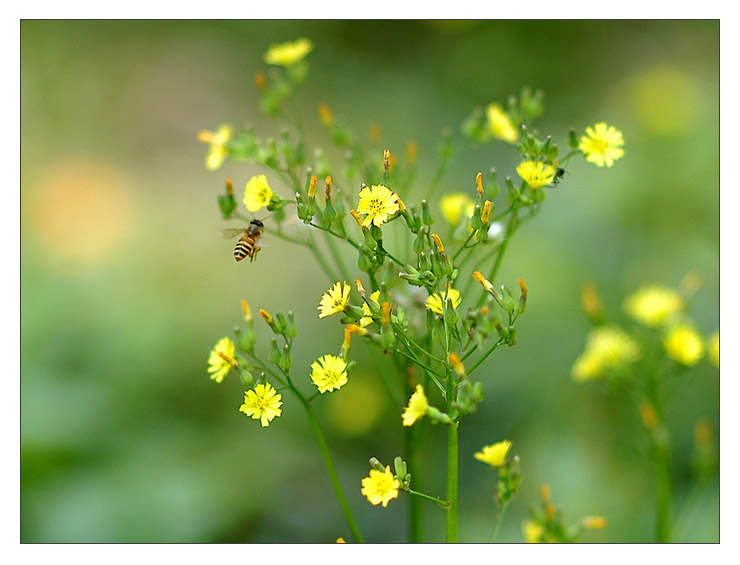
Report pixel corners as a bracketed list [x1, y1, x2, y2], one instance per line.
[469, 204, 482, 230]
[268, 338, 281, 365]
[238, 368, 254, 387]
[487, 168, 500, 200]
[285, 311, 298, 338]
[278, 344, 292, 371]
[369, 457, 386, 472]
[421, 199, 435, 226]
[362, 227, 378, 251]
[235, 326, 256, 353]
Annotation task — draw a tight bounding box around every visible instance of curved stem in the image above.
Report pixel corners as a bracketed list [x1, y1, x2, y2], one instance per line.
[290, 382, 364, 543]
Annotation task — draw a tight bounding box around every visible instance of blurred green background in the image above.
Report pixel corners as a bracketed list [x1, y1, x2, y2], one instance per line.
[20, 20, 719, 543]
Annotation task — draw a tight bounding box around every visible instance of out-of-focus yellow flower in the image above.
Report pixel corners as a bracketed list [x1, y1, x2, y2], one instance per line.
[486, 102, 519, 143]
[198, 124, 232, 171]
[474, 440, 512, 468]
[664, 324, 704, 366]
[239, 383, 283, 427]
[439, 193, 474, 225]
[318, 281, 351, 318]
[263, 37, 313, 66]
[708, 331, 719, 368]
[572, 325, 640, 381]
[361, 465, 400, 507]
[523, 520, 545, 543]
[357, 184, 399, 227]
[207, 337, 237, 383]
[425, 287, 461, 315]
[579, 122, 625, 167]
[516, 160, 556, 189]
[311, 354, 349, 394]
[402, 384, 429, 427]
[624, 285, 683, 327]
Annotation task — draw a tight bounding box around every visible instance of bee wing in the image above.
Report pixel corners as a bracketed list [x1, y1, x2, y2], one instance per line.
[222, 228, 245, 239]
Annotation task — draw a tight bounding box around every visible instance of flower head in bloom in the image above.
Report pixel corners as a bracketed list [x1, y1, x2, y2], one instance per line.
[318, 281, 351, 318]
[402, 384, 429, 427]
[474, 440, 512, 468]
[425, 287, 462, 315]
[356, 184, 400, 227]
[486, 103, 519, 143]
[439, 193, 474, 225]
[263, 37, 313, 66]
[571, 325, 640, 382]
[361, 465, 400, 507]
[579, 122, 625, 168]
[239, 382, 283, 427]
[664, 324, 704, 366]
[360, 290, 381, 327]
[624, 285, 683, 327]
[708, 331, 719, 368]
[207, 337, 236, 383]
[516, 160, 556, 189]
[311, 354, 349, 394]
[198, 124, 232, 171]
[244, 174, 274, 212]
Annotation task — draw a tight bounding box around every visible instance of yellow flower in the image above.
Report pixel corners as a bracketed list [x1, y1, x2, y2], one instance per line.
[523, 520, 545, 543]
[402, 384, 429, 427]
[359, 290, 381, 327]
[318, 281, 351, 318]
[311, 354, 349, 394]
[198, 124, 232, 171]
[664, 324, 704, 366]
[361, 465, 400, 507]
[624, 285, 683, 327]
[207, 337, 236, 383]
[571, 325, 640, 381]
[579, 122, 625, 168]
[239, 382, 283, 427]
[439, 193, 474, 225]
[708, 331, 719, 367]
[263, 37, 313, 66]
[356, 184, 399, 227]
[425, 287, 461, 315]
[516, 160, 556, 189]
[486, 102, 520, 143]
[474, 440, 512, 467]
[243, 174, 274, 212]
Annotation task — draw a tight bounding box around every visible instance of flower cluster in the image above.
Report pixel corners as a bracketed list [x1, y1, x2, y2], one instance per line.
[200, 37, 630, 543]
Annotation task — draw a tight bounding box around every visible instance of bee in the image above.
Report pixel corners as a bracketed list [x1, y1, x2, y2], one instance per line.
[223, 220, 264, 262]
[551, 167, 567, 186]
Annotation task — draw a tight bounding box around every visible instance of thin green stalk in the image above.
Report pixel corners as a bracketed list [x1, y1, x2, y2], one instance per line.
[290, 382, 364, 543]
[407, 488, 449, 508]
[446, 418, 459, 543]
[654, 433, 672, 543]
[489, 500, 510, 543]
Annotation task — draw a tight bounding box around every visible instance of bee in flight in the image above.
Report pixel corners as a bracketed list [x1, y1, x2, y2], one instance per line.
[223, 219, 264, 262]
[551, 167, 567, 186]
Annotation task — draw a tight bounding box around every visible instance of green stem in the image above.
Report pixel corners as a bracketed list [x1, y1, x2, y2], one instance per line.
[446, 418, 459, 543]
[290, 383, 364, 543]
[489, 500, 510, 543]
[406, 488, 449, 508]
[654, 427, 672, 542]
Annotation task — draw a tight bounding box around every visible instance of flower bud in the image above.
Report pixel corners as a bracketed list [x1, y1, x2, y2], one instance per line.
[268, 337, 281, 365]
[235, 326, 256, 353]
[238, 367, 254, 387]
[421, 199, 435, 226]
[285, 311, 298, 338]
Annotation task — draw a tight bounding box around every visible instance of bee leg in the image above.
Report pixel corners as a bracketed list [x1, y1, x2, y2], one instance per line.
[250, 246, 261, 261]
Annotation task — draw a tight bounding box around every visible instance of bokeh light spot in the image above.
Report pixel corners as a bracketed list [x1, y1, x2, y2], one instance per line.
[325, 375, 386, 437]
[27, 157, 134, 265]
